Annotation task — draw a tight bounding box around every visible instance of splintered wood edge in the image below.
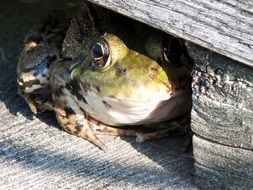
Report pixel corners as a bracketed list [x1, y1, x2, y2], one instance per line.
[88, 0, 253, 67]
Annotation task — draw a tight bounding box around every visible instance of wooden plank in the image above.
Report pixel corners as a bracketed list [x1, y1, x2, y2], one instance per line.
[193, 135, 253, 189]
[186, 41, 253, 150]
[88, 0, 253, 67]
[195, 163, 253, 189]
[193, 135, 253, 178]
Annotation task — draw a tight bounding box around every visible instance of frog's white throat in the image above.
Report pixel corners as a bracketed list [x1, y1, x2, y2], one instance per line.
[75, 88, 192, 126]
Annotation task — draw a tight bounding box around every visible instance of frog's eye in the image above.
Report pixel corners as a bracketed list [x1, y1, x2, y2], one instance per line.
[90, 39, 110, 70]
[91, 43, 104, 59]
[163, 36, 183, 64]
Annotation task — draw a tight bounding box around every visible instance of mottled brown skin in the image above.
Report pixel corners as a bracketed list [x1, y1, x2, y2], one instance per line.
[17, 3, 77, 114]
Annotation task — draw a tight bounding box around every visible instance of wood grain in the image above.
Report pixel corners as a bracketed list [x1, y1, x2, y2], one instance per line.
[186, 25, 252, 189]
[186, 42, 253, 150]
[193, 135, 253, 189]
[88, 0, 253, 67]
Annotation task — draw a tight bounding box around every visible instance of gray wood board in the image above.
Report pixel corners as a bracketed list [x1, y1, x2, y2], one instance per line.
[193, 135, 253, 189]
[186, 41, 253, 150]
[88, 0, 253, 67]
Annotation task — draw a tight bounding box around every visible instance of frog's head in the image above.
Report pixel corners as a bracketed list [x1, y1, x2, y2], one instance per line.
[72, 34, 167, 102]
[70, 33, 192, 125]
[72, 33, 191, 102]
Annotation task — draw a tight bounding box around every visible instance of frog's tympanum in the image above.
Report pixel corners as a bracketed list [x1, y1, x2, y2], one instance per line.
[17, 3, 193, 151]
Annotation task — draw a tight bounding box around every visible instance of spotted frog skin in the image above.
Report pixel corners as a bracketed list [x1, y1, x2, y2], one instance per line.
[17, 3, 77, 114]
[18, 2, 193, 151]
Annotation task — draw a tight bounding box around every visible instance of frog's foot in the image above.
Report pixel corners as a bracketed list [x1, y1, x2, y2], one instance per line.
[90, 120, 137, 137]
[90, 117, 191, 151]
[137, 115, 193, 152]
[55, 106, 107, 151]
[34, 96, 54, 112]
[20, 93, 39, 114]
[19, 90, 54, 114]
[135, 124, 180, 143]
[136, 126, 192, 152]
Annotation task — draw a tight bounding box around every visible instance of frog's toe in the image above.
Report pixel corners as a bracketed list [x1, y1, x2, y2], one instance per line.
[28, 101, 38, 114]
[136, 133, 145, 143]
[53, 107, 66, 117]
[137, 125, 180, 142]
[34, 97, 54, 111]
[21, 93, 38, 114]
[76, 117, 108, 151]
[55, 110, 107, 151]
[75, 124, 108, 152]
[82, 128, 108, 152]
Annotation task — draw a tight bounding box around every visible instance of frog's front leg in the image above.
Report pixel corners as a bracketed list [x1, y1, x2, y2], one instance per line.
[136, 125, 192, 152]
[19, 92, 39, 114]
[86, 114, 192, 152]
[90, 119, 137, 137]
[55, 106, 107, 151]
[18, 90, 53, 114]
[55, 105, 138, 149]
[50, 60, 108, 151]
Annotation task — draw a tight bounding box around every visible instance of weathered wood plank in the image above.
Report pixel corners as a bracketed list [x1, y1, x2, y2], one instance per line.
[186, 41, 253, 150]
[193, 135, 253, 178]
[193, 135, 253, 189]
[88, 0, 253, 67]
[195, 163, 253, 190]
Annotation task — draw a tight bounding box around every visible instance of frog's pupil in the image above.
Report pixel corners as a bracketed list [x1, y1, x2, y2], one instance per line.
[92, 43, 103, 59]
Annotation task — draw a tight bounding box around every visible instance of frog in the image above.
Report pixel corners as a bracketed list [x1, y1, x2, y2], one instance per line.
[49, 32, 192, 151]
[17, 2, 193, 151]
[17, 3, 77, 114]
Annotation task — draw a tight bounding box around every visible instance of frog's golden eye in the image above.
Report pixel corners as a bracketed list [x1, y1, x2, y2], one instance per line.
[90, 38, 110, 70]
[163, 36, 183, 64]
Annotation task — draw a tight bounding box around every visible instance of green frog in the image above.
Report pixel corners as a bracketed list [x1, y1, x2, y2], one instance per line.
[18, 2, 193, 151]
[49, 31, 192, 151]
